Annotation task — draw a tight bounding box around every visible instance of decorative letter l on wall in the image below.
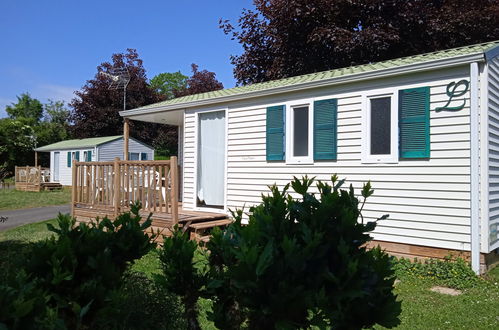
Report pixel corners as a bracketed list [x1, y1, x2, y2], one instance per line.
[435, 79, 470, 112]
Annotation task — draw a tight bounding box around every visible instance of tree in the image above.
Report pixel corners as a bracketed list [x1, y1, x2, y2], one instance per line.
[44, 100, 70, 126]
[0, 96, 71, 173]
[69, 49, 179, 154]
[0, 118, 36, 173]
[174, 64, 224, 97]
[150, 71, 188, 100]
[70, 49, 161, 140]
[6, 93, 43, 124]
[221, 0, 499, 84]
[34, 100, 71, 166]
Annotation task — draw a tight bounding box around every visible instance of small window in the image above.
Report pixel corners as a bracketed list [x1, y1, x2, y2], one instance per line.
[128, 152, 140, 160]
[370, 97, 391, 155]
[362, 92, 398, 163]
[286, 101, 313, 164]
[293, 107, 309, 157]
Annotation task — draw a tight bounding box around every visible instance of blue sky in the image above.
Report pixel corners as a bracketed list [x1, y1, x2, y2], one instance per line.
[0, 0, 254, 117]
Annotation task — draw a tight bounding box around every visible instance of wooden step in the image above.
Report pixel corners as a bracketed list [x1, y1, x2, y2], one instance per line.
[178, 214, 228, 223]
[41, 182, 63, 191]
[189, 218, 233, 243]
[189, 219, 232, 230]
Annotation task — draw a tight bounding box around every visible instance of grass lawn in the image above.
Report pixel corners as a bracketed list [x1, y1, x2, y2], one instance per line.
[0, 187, 71, 210]
[377, 274, 499, 329]
[2, 221, 498, 329]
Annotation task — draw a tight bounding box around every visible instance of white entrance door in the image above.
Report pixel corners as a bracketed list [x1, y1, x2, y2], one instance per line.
[197, 111, 225, 208]
[53, 152, 60, 182]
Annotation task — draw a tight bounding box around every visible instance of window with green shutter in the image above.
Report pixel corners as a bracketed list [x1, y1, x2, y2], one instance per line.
[399, 87, 430, 159]
[75, 151, 80, 161]
[86, 150, 92, 161]
[314, 99, 338, 160]
[67, 152, 71, 167]
[266, 105, 285, 161]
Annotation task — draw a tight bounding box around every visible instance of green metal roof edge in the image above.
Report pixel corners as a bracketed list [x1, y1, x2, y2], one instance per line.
[128, 40, 498, 112]
[35, 135, 123, 152]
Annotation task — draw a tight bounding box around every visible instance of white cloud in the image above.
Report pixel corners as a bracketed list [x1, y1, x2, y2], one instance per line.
[34, 84, 78, 104]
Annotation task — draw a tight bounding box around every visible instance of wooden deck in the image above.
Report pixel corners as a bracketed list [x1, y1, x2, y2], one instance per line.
[72, 157, 231, 241]
[15, 166, 62, 192]
[74, 203, 230, 241]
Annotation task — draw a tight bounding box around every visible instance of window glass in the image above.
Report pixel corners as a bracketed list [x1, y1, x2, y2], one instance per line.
[129, 152, 140, 160]
[293, 106, 309, 157]
[370, 97, 391, 155]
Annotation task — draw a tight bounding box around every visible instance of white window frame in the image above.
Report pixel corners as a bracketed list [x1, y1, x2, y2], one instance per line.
[286, 99, 314, 165]
[361, 88, 399, 164]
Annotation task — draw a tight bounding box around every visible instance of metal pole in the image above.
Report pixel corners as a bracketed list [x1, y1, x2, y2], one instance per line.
[123, 87, 126, 111]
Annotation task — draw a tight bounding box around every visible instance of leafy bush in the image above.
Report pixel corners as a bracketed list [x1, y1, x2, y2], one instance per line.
[205, 176, 400, 329]
[160, 176, 401, 329]
[96, 271, 186, 329]
[0, 202, 156, 329]
[159, 226, 208, 330]
[393, 256, 481, 289]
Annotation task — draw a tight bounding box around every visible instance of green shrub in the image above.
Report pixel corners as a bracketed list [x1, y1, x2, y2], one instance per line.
[159, 226, 208, 330]
[0, 202, 156, 329]
[96, 271, 186, 329]
[393, 256, 481, 289]
[159, 176, 400, 329]
[0, 271, 61, 329]
[205, 176, 401, 329]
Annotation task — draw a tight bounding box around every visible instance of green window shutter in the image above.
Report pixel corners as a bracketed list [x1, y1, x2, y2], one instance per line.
[67, 152, 71, 167]
[75, 151, 80, 161]
[87, 150, 92, 161]
[313, 99, 338, 160]
[266, 105, 285, 161]
[399, 87, 430, 158]
[141, 152, 147, 160]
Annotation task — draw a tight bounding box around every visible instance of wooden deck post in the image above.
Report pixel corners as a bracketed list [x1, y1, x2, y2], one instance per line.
[123, 118, 129, 160]
[114, 157, 121, 217]
[34, 151, 38, 167]
[37, 165, 41, 189]
[71, 160, 77, 217]
[170, 156, 179, 225]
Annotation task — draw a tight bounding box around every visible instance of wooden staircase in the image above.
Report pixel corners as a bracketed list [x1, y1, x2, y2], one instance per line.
[41, 182, 63, 191]
[188, 218, 233, 243]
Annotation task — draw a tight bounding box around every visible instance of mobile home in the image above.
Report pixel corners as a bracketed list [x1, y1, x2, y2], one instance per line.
[112, 41, 499, 273]
[35, 135, 154, 186]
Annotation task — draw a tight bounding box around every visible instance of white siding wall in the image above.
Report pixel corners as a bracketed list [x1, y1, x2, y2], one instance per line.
[183, 114, 196, 208]
[97, 138, 154, 161]
[488, 56, 499, 250]
[55, 148, 95, 186]
[184, 67, 473, 251]
[178, 126, 183, 202]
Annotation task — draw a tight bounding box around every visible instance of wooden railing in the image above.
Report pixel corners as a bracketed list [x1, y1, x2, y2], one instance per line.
[15, 166, 50, 191]
[71, 157, 179, 224]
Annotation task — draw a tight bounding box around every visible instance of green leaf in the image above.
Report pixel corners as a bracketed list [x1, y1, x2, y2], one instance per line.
[256, 241, 274, 276]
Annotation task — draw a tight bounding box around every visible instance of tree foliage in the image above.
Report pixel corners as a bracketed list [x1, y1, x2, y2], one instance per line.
[150, 71, 188, 100]
[222, 0, 499, 84]
[0, 96, 71, 174]
[5, 93, 43, 124]
[174, 64, 224, 97]
[69, 49, 165, 144]
[0, 119, 36, 174]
